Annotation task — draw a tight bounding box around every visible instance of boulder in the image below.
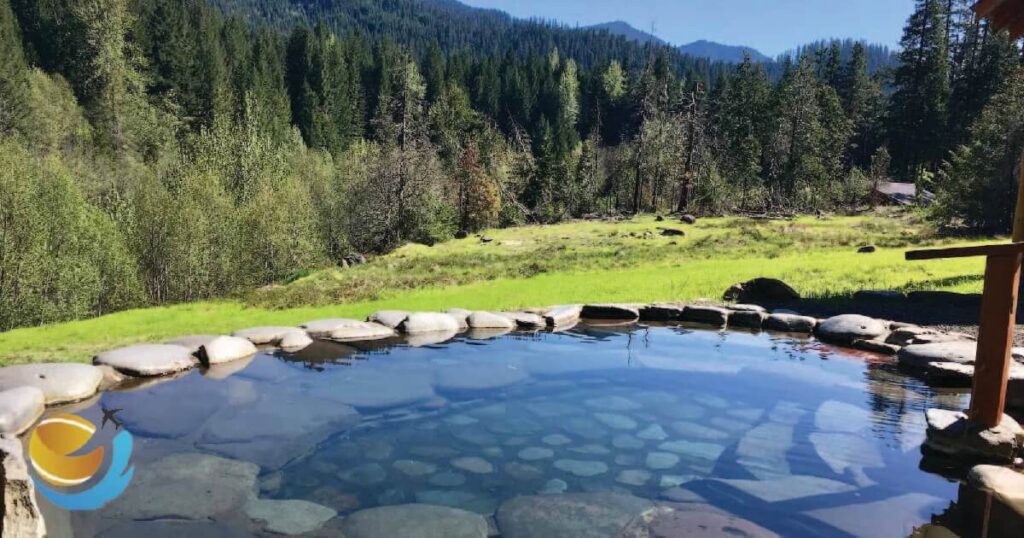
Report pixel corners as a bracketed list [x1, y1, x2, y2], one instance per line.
[815, 315, 888, 344]
[729, 310, 766, 329]
[923, 409, 1023, 463]
[764, 313, 817, 333]
[467, 311, 517, 330]
[302, 319, 357, 338]
[681, 306, 730, 327]
[581, 304, 640, 321]
[367, 310, 410, 329]
[340, 504, 488, 538]
[898, 341, 978, 370]
[618, 505, 779, 538]
[0, 363, 105, 404]
[680, 214, 698, 224]
[198, 336, 257, 366]
[852, 339, 901, 355]
[659, 228, 685, 237]
[166, 335, 218, 353]
[496, 492, 654, 538]
[446, 309, 472, 329]
[96, 521, 254, 538]
[723, 278, 800, 303]
[399, 313, 463, 334]
[968, 465, 1024, 518]
[544, 305, 582, 327]
[279, 331, 313, 351]
[639, 304, 685, 322]
[2, 435, 46, 538]
[925, 362, 975, 387]
[501, 312, 547, 329]
[243, 497, 337, 536]
[232, 327, 306, 346]
[857, 245, 877, 253]
[0, 387, 44, 435]
[328, 321, 395, 342]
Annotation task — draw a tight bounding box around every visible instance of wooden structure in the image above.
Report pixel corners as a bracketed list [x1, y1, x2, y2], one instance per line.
[973, 0, 1024, 40]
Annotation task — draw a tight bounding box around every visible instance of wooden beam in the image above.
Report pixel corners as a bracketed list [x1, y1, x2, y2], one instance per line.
[905, 242, 1024, 261]
[969, 253, 1022, 427]
[973, 0, 1004, 18]
[1015, 149, 1024, 242]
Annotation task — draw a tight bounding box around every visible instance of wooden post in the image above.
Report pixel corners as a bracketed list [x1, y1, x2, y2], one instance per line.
[1013, 149, 1024, 242]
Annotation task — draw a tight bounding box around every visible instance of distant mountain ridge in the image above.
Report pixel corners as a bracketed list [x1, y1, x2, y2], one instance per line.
[588, 20, 771, 63]
[589, 21, 665, 46]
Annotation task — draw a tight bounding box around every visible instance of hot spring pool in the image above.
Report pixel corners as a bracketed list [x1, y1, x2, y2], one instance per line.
[29, 324, 1019, 537]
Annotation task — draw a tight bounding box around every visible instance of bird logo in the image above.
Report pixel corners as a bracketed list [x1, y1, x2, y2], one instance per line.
[27, 413, 134, 511]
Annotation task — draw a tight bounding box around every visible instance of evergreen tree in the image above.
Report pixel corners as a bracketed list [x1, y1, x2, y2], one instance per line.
[0, 0, 28, 136]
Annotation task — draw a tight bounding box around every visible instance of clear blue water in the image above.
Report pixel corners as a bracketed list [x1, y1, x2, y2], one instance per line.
[36, 325, 1021, 537]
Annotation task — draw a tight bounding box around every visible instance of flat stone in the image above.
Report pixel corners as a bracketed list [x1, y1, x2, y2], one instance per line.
[496, 492, 653, 538]
[467, 311, 517, 330]
[887, 326, 966, 346]
[0, 363, 102, 405]
[899, 341, 978, 370]
[553, 459, 609, 477]
[306, 368, 435, 410]
[737, 422, 796, 479]
[435, 363, 529, 392]
[367, 310, 410, 329]
[243, 497, 336, 536]
[97, 521, 254, 538]
[232, 326, 305, 345]
[2, 436, 45, 538]
[656, 440, 727, 473]
[764, 313, 817, 333]
[639, 304, 685, 322]
[731, 304, 768, 314]
[924, 409, 1023, 463]
[581, 304, 640, 321]
[544, 305, 582, 327]
[968, 465, 1024, 517]
[414, 490, 497, 515]
[104, 453, 259, 520]
[93, 344, 195, 377]
[538, 479, 568, 495]
[504, 462, 544, 481]
[852, 338, 901, 355]
[341, 504, 488, 538]
[616, 469, 652, 486]
[729, 310, 766, 329]
[400, 312, 463, 334]
[618, 505, 779, 538]
[561, 417, 610, 439]
[0, 387, 44, 435]
[714, 475, 858, 503]
[816, 315, 888, 344]
[324, 320, 395, 342]
[405, 330, 460, 346]
[569, 443, 611, 455]
[645, 451, 681, 470]
[502, 312, 547, 328]
[724, 278, 800, 303]
[198, 336, 257, 366]
[394, 460, 438, 477]
[636, 424, 668, 441]
[446, 309, 472, 329]
[279, 330, 313, 351]
[428, 471, 467, 487]
[166, 335, 218, 353]
[340, 463, 388, 486]
[542, 434, 573, 446]
[451, 456, 494, 474]
[805, 493, 946, 538]
[105, 375, 227, 439]
[518, 447, 554, 461]
[594, 412, 638, 430]
[584, 395, 643, 411]
[659, 487, 707, 504]
[613, 434, 646, 450]
[669, 421, 730, 441]
[681, 306, 730, 327]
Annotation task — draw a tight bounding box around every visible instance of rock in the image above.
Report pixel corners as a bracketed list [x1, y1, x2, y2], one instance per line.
[105, 453, 259, 520]
[681, 306, 730, 327]
[815, 314, 889, 344]
[518, 447, 554, 461]
[968, 465, 1024, 517]
[0, 363, 102, 405]
[496, 492, 653, 538]
[2, 435, 45, 538]
[467, 311, 517, 330]
[584, 395, 642, 411]
[306, 368, 435, 410]
[713, 475, 857, 503]
[341, 504, 489, 538]
[729, 310, 766, 329]
[899, 341, 978, 370]
[888, 326, 966, 346]
[480, 236, 494, 243]
[232, 326, 306, 346]
[451, 456, 494, 474]
[455, 230, 469, 239]
[414, 490, 497, 515]
[616, 469, 652, 486]
[279, 330, 313, 351]
[854, 290, 905, 301]
[852, 339, 901, 355]
[393, 460, 438, 477]
[435, 363, 529, 392]
[858, 245, 877, 253]
[244, 497, 336, 535]
[96, 521, 254, 538]
[636, 424, 668, 441]
[925, 361, 975, 387]
[723, 278, 800, 303]
[806, 493, 946, 538]
[594, 412, 638, 430]
[764, 313, 817, 333]
[166, 335, 218, 353]
[502, 312, 547, 329]
[0, 387, 44, 435]
[302, 319, 395, 342]
[542, 434, 573, 446]
[553, 459, 609, 477]
[429, 471, 467, 487]
[446, 309, 472, 329]
[581, 304, 640, 321]
[680, 214, 697, 224]
[367, 310, 410, 329]
[639, 304, 685, 322]
[737, 422, 797, 480]
[655, 215, 665, 222]
[93, 344, 195, 377]
[659, 228, 685, 237]
[645, 452, 680, 470]
[544, 305, 582, 327]
[669, 422, 729, 441]
[400, 312, 463, 334]
[538, 479, 568, 495]
[504, 462, 544, 481]
[924, 409, 1023, 463]
[197, 336, 257, 366]
[618, 505, 779, 538]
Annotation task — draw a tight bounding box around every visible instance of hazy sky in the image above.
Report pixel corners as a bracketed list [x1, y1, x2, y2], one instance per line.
[460, 0, 916, 57]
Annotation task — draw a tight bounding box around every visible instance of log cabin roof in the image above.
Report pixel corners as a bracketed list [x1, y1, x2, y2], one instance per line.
[973, 0, 1024, 40]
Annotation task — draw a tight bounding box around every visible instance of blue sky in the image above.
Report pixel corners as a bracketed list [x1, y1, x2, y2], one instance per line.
[460, 0, 916, 57]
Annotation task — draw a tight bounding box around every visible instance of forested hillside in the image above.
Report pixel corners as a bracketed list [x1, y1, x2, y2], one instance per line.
[0, 0, 1021, 333]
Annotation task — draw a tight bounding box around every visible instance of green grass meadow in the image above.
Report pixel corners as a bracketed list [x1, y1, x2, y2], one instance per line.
[0, 213, 995, 365]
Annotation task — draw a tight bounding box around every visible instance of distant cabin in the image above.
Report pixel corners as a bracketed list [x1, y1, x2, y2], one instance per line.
[868, 182, 935, 206]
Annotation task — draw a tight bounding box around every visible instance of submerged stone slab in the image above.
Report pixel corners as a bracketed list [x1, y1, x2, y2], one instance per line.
[467, 311, 517, 330]
[2, 435, 46, 538]
[899, 341, 978, 370]
[544, 305, 582, 327]
[619, 505, 779, 538]
[306, 368, 435, 410]
[340, 504, 488, 538]
[810, 432, 883, 485]
[923, 409, 1023, 463]
[97, 521, 254, 538]
[93, 344, 195, 377]
[968, 465, 1024, 517]
[714, 475, 857, 503]
[434, 363, 529, 392]
[496, 492, 654, 538]
[639, 304, 685, 322]
[243, 497, 336, 535]
[681, 306, 730, 327]
[581, 304, 640, 321]
[764, 313, 817, 333]
[104, 453, 259, 520]
[0, 363, 103, 405]
[198, 336, 257, 366]
[400, 312, 462, 334]
[553, 459, 609, 477]
[816, 315, 888, 344]
[368, 310, 410, 329]
[0, 387, 44, 435]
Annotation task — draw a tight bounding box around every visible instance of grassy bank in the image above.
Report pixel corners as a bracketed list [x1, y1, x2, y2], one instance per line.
[0, 213, 996, 365]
